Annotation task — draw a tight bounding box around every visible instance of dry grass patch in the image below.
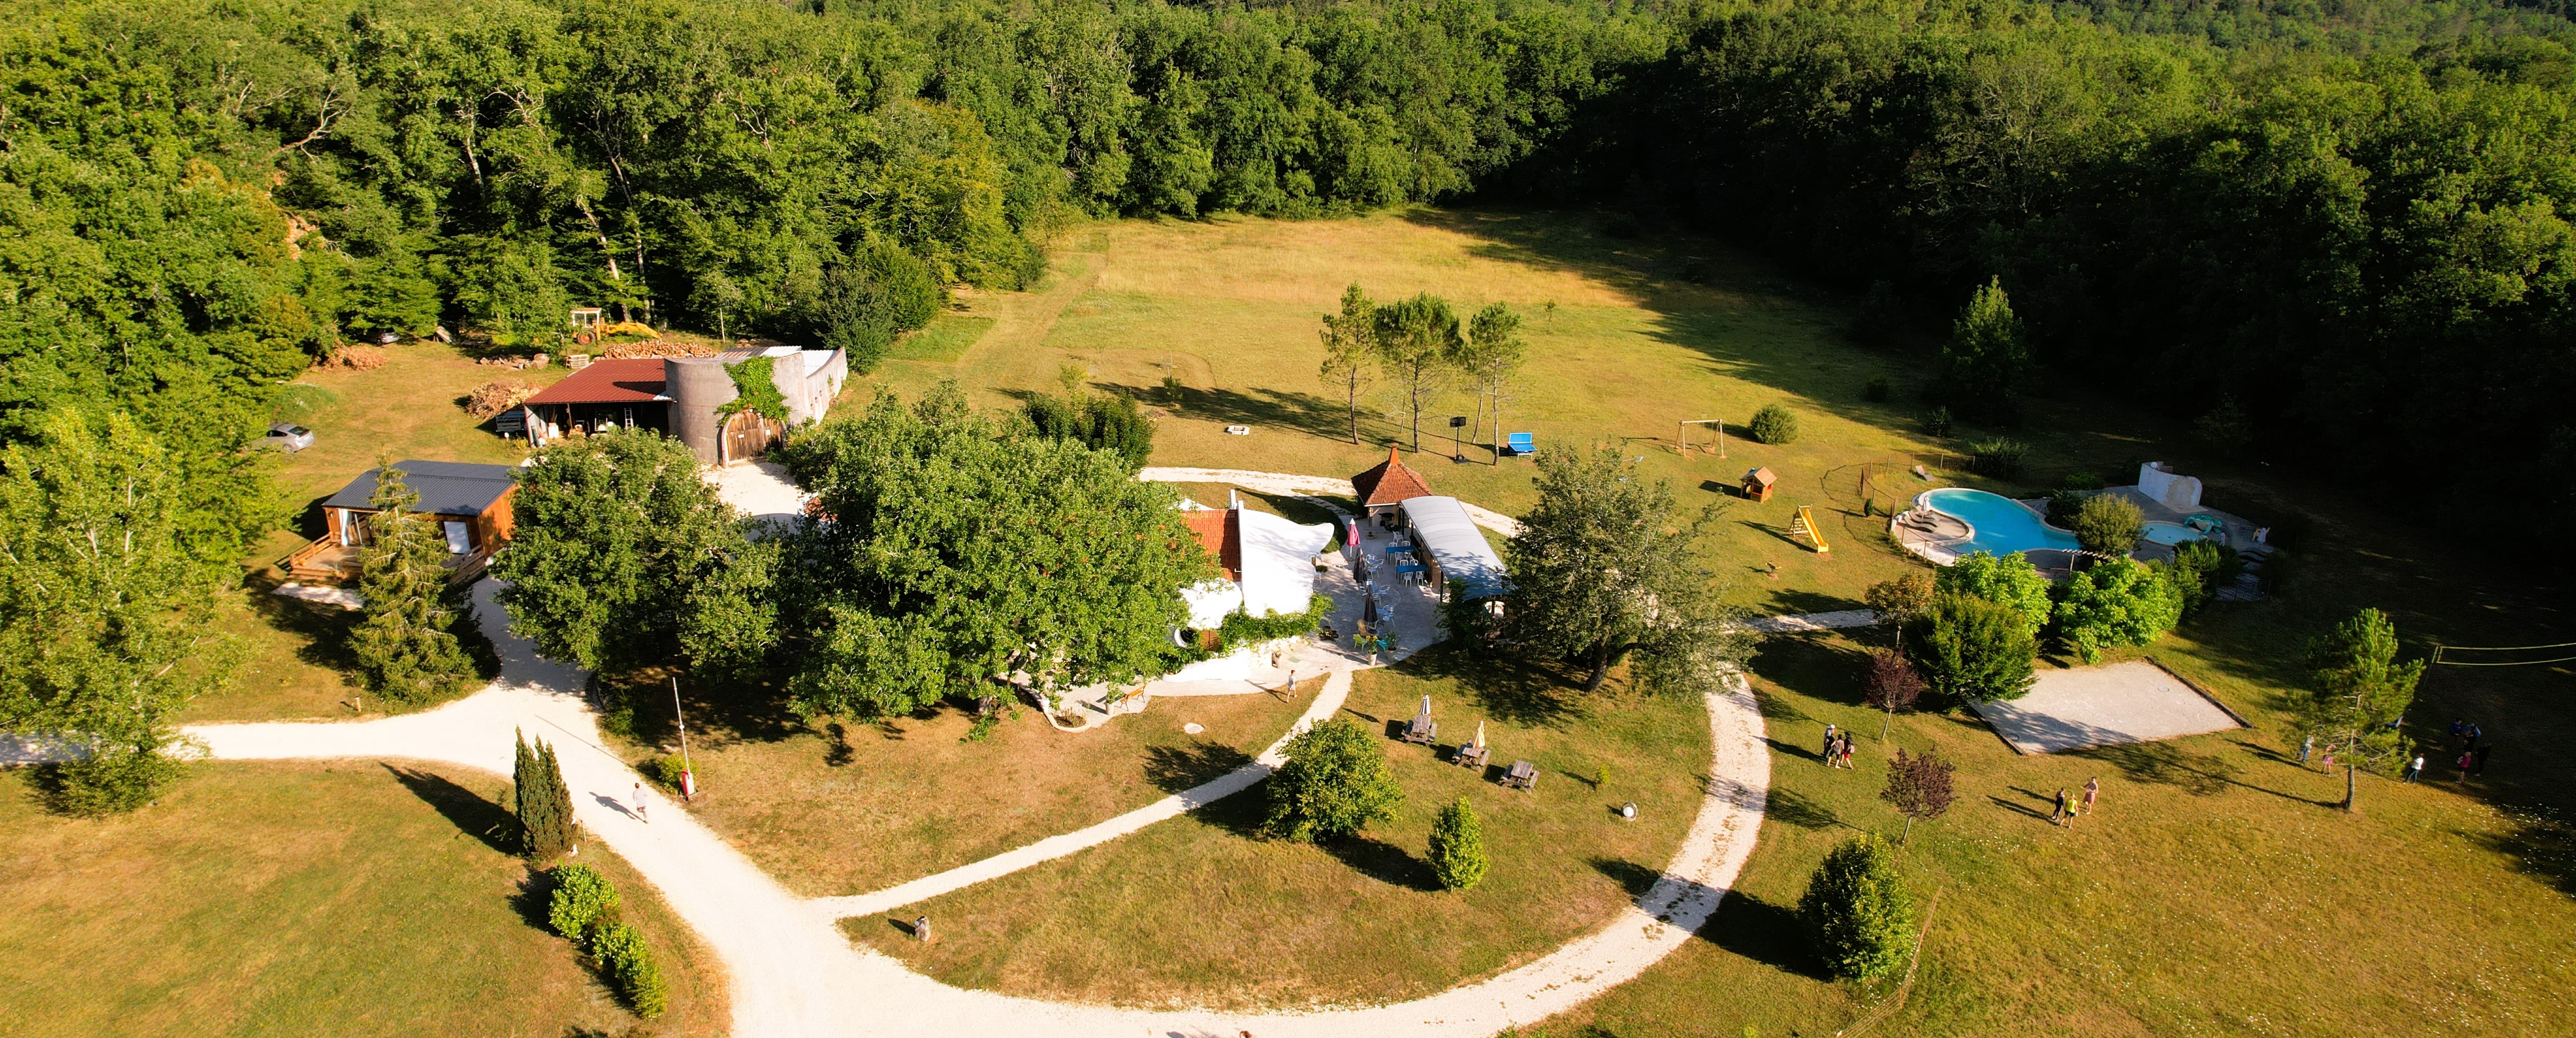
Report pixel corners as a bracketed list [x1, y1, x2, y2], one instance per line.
[623, 679, 1318, 898]
[840, 645, 1707, 1010]
[0, 761, 724, 1038]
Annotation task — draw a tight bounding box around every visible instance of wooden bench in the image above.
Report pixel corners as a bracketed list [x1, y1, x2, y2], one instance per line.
[1503, 760, 1538, 790]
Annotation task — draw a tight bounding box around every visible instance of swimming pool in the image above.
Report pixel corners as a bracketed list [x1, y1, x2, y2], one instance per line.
[2140, 521, 2201, 546]
[1920, 488, 2078, 557]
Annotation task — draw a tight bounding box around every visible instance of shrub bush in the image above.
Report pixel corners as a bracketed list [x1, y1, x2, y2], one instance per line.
[1966, 436, 2025, 478]
[1748, 403, 1800, 445]
[2070, 493, 2144, 555]
[2171, 540, 2243, 613]
[1921, 406, 1953, 437]
[1024, 392, 1155, 471]
[2053, 557, 2185, 663]
[1932, 550, 2051, 637]
[1864, 374, 1892, 402]
[36, 745, 184, 817]
[1904, 593, 2037, 702]
[547, 863, 620, 943]
[1263, 716, 1401, 842]
[1799, 834, 1916, 980]
[644, 754, 689, 790]
[1427, 796, 1490, 891]
[589, 919, 668, 1018]
[2044, 473, 2104, 526]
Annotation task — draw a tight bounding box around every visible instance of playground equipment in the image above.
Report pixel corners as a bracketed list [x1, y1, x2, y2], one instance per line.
[1677, 418, 1724, 458]
[1791, 505, 1830, 554]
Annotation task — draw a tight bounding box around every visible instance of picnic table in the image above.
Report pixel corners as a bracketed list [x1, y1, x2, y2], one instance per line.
[1401, 717, 1439, 745]
[1454, 743, 1490, 769]
[1503, 759, 1538, 791]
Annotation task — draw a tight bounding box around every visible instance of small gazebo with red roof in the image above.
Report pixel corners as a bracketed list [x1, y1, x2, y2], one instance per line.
[1352, 444, 1435, 528]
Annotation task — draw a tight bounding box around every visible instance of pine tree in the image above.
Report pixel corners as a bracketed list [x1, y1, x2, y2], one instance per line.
[348, 460, 474, 704]
[1427, 796, 1489, 891]
[516, 730, 575, 859]
[1798, 834, 1917, 979]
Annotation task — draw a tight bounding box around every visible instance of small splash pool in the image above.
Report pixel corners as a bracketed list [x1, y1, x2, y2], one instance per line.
[1921, 488, 2078, 557]
[2140, 521, 2201, 546]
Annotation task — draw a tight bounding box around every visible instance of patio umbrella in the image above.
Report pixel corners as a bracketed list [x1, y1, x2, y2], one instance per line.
[1419, 694, 1433, 719]
[1473, 721, 1486, 750]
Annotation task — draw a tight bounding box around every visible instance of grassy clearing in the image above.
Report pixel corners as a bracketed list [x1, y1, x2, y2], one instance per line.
[0, 761, 723, 1038]
[886, 314, 997, 362]
[842, 646, 1707, 1010]
[846, 208, 2575, 1026]
[1525, 628, 2576, 1037]
[612, 675, 1319, 898]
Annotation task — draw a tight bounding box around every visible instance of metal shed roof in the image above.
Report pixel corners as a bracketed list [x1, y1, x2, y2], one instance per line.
[1399, 495, 1511, 600]
[322, 460, 517, 516]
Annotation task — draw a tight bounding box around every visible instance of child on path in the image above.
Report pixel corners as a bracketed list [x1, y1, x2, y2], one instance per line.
[2051, 788, 2070, 826]
[633, 781, 650, 823]
[2081, 777, 2100, 814]
[2457, 751, 2475, 782]
[1838, 736, 1854, 768]
[2298, 734, 2313, 765]
[2403, 755, 2424, 782]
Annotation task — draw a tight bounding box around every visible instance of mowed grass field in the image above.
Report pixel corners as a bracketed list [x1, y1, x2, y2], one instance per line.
[617, 674, 1317, 898]
[845, 648, 1708, 1010]
[0, 761, 724, 1038]
[848, 209, 2576, 1030]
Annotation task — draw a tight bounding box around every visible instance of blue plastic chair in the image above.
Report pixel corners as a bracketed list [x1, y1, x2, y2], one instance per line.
[1505, 432, 1536, 456]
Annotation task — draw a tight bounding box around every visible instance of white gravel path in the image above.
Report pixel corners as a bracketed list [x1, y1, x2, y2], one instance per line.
[158, 473, 1802, 1038]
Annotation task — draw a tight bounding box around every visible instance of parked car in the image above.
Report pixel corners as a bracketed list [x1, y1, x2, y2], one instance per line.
[261, 422, 314, 452]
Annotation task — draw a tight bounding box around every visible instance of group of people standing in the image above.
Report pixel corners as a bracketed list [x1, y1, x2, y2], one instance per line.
[1820, 724, 1857, 769]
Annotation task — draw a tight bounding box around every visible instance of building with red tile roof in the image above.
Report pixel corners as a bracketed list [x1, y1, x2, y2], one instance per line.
[1351, 445, 1434, 524]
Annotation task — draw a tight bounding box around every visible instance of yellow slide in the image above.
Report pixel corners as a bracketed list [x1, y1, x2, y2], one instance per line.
[1792, 505, 1831, 554]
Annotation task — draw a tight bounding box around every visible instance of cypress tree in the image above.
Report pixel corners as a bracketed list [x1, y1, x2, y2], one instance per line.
[515, 730, 575, 859]
[348, 460, 474, 704]
[1427, 796, 1489, 891]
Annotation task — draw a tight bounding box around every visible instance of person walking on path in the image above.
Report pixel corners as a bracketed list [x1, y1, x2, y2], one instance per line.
[2402, 755, 2424, 782]
[633, 781, 650, 823]
[2051, 788, 2071, 826]
[2457, 751, 2475, 782]
[2081, 777, 2100, 815]
[2298, 734, 2314, 765]
[1822, 724, 1838, 766]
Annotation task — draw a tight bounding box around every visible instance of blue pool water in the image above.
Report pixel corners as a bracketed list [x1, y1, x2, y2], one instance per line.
[1922, 488, 2078, 557]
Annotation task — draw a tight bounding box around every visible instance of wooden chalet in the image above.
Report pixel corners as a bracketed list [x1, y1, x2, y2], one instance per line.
[282, 460, 519, 586]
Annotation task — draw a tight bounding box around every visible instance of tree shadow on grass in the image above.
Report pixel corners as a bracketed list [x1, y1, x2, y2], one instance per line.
[2477, 802, 2576, 896]
[1591, 856, 1661, 899]
[1185, 776, 1272, 839]
[509, 866, 557, 933]
[1747, 633, 1870, 708]
[1397, 642, 1584, 729]
[1764, 787, 1843, 830]
[1706, 890, 1826, 978]
[2077, 740, 2326, 804]
[1325, 835, 1434, 891]
[1105, 382, 1349, 442]
[383, 764, 518, 854]
[1143, 740, 1256, 794]
[239, 575, 365, 679]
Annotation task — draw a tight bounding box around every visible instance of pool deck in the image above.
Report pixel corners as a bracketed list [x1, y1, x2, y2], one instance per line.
[1892, 485, 2273, 598]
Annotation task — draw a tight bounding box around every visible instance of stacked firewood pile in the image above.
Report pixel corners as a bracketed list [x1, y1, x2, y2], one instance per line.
[314, 346, 388, 370]
[475, 354, 551, 369]
[466, 379, 541, 420]
[601, 339, 716, 359]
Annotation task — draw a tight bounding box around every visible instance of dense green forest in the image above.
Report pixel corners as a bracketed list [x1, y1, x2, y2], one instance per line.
[7, 0, 2576, 792]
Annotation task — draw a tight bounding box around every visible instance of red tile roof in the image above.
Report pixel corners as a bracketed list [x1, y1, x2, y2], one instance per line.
[523, 358, 671, 405]
[1352, 445, 1434, 507]
[1183, 508, 1241, 582]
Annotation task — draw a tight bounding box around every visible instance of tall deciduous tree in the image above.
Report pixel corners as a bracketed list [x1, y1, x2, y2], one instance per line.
[1263, 716, 1402, 843]
[1318, 284, 1379, 444]
[1861, 649, 1924, 737]
[1504, 446, 1750, 692]
[349, 462, 476, 704]
[1937, 277, 2029, 422]
[2053, 556, 2184, 663]
[1372, 292, 1463, 453]
[493, 432, 776, 681]
[2297, 608, 2425, 811]
[1933, 550, 2052, 638]
[0, 410, 246, 814]
[1461, 302, 1527, 454]
[775, 384, 1209, 718]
